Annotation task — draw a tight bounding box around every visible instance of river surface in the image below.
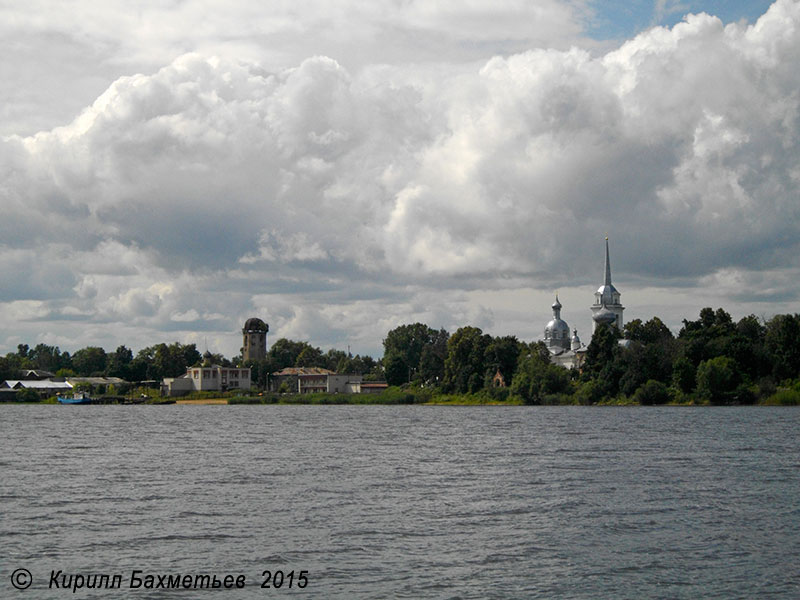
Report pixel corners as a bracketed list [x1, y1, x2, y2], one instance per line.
[1, 405, 798, 599]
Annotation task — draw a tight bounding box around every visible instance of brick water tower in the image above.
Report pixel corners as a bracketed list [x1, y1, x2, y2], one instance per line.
[242, 317, 269, 362]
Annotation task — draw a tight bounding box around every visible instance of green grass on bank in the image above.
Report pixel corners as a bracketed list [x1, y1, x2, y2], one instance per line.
[227, 387, 524, 405]
[762, 388, 800, 405]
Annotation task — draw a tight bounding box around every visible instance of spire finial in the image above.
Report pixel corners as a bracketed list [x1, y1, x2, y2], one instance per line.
[552, 293, 562, 315]
[604, 236, 612, 287]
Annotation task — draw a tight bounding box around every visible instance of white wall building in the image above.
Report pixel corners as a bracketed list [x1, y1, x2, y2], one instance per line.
[161, 351, 251, 396]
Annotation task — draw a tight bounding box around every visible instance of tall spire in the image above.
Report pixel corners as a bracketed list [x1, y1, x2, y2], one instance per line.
[591, 236, 623, 332]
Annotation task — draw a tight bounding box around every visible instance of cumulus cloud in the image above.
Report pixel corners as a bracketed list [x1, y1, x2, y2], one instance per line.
[1, 1, 798, 357]
[0, 0, 593, 137]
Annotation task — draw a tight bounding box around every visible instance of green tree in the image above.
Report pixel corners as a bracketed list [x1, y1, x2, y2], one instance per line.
[624, 316, 673, 345]
[29, 344, 71, 373]
[383, 323, 448, 385]
[0, 355, 18, 381]
[484, 336, 523, 387]
[679, 307, 736, 366]
[417, 329, 449, 384]
[765, 314, 800, 381]
[135, 342, 200, 380]
[155, 343, 200, 378]
[443, 326, 492, 394]
[8, 345, 33, 371]
[511, 342, 571, 404]
[244, 358, 276, 390]
[16, 388, 41, 402]
[205, 352, 232, 367]
[323, 349, 348, 371]
[72, 346, 108, 376]
[383, 351, 409, 386]
[672, 356, 696, 394]
[295, 345, 324, 367]
[335, 354, 377, 376]
[696, 356, 738, 405]
[127, 355, 150, 382]
[633, 379, 671, 405]
[582, 324, 623, 399]
[616, 323, 677, 397]
[106, 345, 133, 379]
[268, 339, 314, 370]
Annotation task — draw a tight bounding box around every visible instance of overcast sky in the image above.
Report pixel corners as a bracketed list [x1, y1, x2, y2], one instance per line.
[1, 0, 796, 360]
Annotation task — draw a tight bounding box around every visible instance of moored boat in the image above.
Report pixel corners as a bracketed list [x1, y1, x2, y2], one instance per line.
[57, 392, 94, 404]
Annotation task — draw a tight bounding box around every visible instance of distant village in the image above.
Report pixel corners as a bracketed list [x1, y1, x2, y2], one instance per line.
[0, 239, 622, 402]
[3, 238, 797, 405]
[0, 319, 390, 402]
[160, 318, 389, 397]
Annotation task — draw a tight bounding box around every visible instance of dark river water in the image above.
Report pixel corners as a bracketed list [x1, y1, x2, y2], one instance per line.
[1, 405, 798, 599]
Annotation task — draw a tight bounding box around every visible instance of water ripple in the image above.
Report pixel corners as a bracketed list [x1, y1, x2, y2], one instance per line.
[1, 405, 798, 599]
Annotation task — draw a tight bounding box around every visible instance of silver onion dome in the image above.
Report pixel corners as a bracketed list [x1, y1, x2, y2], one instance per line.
[593, 306, 617, 326]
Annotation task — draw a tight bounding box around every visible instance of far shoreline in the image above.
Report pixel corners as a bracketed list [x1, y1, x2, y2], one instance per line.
[7, 397, 795, 406]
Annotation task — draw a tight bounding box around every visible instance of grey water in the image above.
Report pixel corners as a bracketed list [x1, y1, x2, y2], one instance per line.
[1, 405, 798, 599]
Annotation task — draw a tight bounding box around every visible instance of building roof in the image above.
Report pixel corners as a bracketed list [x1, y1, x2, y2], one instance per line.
[546, 317, 570, 334]
[21, 369, 56, 379]
[243, 317, 269, 332]
[67, 377, 127, 385]
[545, 294, 570, 337]
[1, 380, 73, 390]
[593, 306, 618, 324]
[272, 367, 335, 376]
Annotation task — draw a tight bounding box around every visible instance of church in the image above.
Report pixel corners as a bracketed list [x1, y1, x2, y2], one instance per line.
[543, 238, 624, 369]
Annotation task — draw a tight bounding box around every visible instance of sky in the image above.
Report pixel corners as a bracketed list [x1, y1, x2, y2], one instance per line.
[1, 0, 797, 360]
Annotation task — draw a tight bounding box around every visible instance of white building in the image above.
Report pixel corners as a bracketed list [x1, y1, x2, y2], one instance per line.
[543, 296, 586, 370]
[161, 351, 251, 396]
[541, 238, 624, 370]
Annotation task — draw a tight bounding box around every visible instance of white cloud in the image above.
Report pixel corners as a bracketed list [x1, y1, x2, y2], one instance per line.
[0, 1, 798, 358]
[0, 0, 594, 137]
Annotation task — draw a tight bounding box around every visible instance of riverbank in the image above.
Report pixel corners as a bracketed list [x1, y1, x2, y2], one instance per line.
[6, 386, 800, 406]
[175, 398, 228, 405]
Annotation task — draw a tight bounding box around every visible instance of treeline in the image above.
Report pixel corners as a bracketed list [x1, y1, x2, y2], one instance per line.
[378, 309, 800, 405]
[0, 342, 205, 382]
[3, 307, 799, 405]
[0, 338, 383, 390]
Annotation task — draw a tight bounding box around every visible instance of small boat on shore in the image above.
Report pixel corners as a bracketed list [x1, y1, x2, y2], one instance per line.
[57, 392, 94, 405]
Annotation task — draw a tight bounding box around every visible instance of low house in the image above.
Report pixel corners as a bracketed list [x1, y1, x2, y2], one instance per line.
[357, 381, 389, 394]
[270, 367, 332, 393]
[298, 371, 329, 394]
[270, 367, 364, 394]
[67, 377, 127, 393]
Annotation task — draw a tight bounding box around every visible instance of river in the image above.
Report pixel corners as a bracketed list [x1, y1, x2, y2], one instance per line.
[1, 405, 798, 598]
